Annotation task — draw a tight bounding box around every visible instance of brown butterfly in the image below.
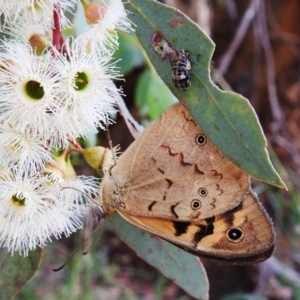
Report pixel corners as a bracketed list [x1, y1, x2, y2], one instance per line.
[99, 103, 275, 264]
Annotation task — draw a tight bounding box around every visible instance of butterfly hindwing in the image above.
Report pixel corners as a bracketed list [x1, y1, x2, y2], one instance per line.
[117, 192, 275, 264]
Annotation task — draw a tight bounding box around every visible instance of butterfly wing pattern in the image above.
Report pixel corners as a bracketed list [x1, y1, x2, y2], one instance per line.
[100, 103, 275, 264]
[117, 192, 275, 264]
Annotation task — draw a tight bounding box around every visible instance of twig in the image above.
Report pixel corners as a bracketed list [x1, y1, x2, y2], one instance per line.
[254, 256, 300, 298]
[217, 0, 260, 75]
[254, 259, 276, 294]
[257, 0, 283, 124]
[265, 0, 300, 61]
[224, 0, 238, 19]
[276, 246, 300, 265]
[266, 256, 300, 286]
[257, 1, 300, 176]
[270, 130, 300, 175]
[116, 94, 144, 139]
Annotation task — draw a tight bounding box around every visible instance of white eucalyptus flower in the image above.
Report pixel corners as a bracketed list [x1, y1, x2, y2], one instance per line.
[59, 175, 100, 212]
[0, 124, 53, 172]
[44, 153, 99, 212]
[78, 0, 134, 53]
[53, 40, 121, 140]
[0, 40, 64, 146]
[0, 170, 85, 256]
[2, 22, 52, 53]
[0, 0, 76, 29]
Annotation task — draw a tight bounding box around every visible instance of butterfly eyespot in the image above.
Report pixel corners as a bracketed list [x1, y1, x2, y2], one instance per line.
[198, 188, 208, 197]
[191, 199, 202, 210]
[226, 227, 244, 243]
[195, 134, 207, 146]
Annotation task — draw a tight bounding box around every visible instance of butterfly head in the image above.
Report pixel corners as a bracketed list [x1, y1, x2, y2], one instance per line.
[99, 166, 128, 215]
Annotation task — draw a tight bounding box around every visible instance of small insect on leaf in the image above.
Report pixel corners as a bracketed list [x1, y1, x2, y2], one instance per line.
[171, 50, 192, 91]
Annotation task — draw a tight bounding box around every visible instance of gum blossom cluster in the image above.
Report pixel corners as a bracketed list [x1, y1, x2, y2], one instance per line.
[0, 0, 133, 256]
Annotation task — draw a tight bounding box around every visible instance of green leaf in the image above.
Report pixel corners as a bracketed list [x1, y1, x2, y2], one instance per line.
[124, 0, 285, 189]
[135, 69, 177, 120]
[109, 214, 209, 300]
[0, 248, 43, 300]
[114, 32, 144, 75]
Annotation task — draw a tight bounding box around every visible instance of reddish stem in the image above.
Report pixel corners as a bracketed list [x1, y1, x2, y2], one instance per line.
[67, 135, 83, 150]
[53, 4, 62, 51]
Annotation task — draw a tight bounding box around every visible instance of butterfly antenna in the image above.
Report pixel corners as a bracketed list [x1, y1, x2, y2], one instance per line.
[82, 205, 106, 255]
[82, 224, 102, 255]
[105, 118, 117, 166]
[61, 186, 100, 207]
[52, 206, 106, 271]
[53, 248, 80, 272]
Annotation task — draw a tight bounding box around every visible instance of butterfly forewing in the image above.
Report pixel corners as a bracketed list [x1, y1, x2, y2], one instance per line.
[101, 103, 250, 221]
